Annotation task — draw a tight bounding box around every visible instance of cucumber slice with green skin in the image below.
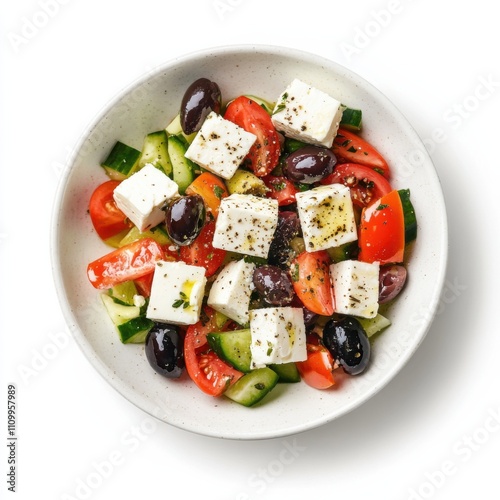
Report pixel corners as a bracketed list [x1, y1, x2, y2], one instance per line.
[165, 114, 197, 143]
[340, 107, 363, 131]
[283, 138, 309, 154]
[101, 141, 141, 180]
[207, 329, 252, 373]
[101, 294, 141, 325]
[269, 362, 301, 383]
[224, 367, 279, 407]
[398, 189, 417, 244]
[226, 169, 268, 196]
[167, 135, 195, 194]
[327, 241, 359, 263]
[117, 316, 154, 344]
[108, 281, 138, 306]
[119, 225, 171, 248]
[357, 313, 391, 337]
[243, 95, 275, 115]
[138, 130, 172, 177]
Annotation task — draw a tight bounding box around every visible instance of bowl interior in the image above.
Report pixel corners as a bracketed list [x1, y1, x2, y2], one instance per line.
[52, 45, 447, 439]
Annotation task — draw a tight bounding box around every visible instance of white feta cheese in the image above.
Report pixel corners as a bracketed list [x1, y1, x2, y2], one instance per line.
[271, 79, 343, 148]
[249, 307, 307, 368]
[212, 193, 279, 259]
[146, 260, 206, 325]
[330, 260, 380, 319]
[113, 163, 179, 232]
[207, 259, 255, 325]
[296, 184, 357, 252]
[184, 111, 257, 179]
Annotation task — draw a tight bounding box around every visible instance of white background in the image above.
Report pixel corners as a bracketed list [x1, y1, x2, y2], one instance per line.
[1, 1, 499, 499]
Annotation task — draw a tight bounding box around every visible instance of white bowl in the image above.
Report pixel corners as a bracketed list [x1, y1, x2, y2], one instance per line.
[51, 44, 448, 440]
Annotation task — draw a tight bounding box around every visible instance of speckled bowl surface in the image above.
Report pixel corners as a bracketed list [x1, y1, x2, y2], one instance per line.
[51, 44, 448, 440]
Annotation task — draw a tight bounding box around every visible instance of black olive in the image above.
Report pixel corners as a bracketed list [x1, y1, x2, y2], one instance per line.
[284, 145, 337, 184]
[323, 316, 370, 375]
[165, 194, 205, 246]
[379, 265, 407, 304]
[145, 323, 184, 378]
[253, 265, 294, 306]
[180, 78, 221, 135]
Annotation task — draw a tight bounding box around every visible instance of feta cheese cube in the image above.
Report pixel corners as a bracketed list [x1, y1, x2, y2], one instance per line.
[296, 184, 357, 251]
[207, 259, 255, 325]
[146, 260, 206, 325]
[212, 193, 279, 259]
[113, 163, 179, 232]
[330, 260, 380, 319]
[249, 307, 307, 368]
[271, 79, 343, 148]
[184, 112, 257, 179]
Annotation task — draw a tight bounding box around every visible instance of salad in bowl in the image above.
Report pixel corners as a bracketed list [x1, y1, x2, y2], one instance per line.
[52, 45, 446, 439]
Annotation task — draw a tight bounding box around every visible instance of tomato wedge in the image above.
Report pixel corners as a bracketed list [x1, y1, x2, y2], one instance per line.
[262, 175, 299, 206]
[296, 334, 335, 389]
[358, 189, 405, 264]
[89, 180, 132, 240]
[184, 307, 243, 396]
[179, 220, 226, 277]
[87, 238, 165, 289]
[332, 128, 390, 179]
[185, 171, 229, 219]
[290, 250, 335, 316]
[322, 163, 392, 208]
[224, 96, 281, 177]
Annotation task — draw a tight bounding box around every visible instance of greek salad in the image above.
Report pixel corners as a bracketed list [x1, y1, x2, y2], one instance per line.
[86, 77, 417, 407]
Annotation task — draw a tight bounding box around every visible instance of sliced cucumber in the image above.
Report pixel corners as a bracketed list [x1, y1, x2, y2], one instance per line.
[269, 362, 301, 383]
[207, 329, 252, 373]
[165, 114, 197, 143]
[119, 225, 171, 247]
[138, 130, 172, 176]
[103, 228, 131, 248]
[283, 138, 309, 154]
[167, 135, 195, 194]
[108, 281, 138, 306]
[101, 294, 141, 325]
[340, 106, 363, 131]
[357, 313, 391, 337]
[101, 141, 141, 180]
[398, 189, 417, 244]
[226, 169, 268, 196]
[117, 316, 154, 344]
[244, 95, 275, 115]
[224, 367, 279, 407]
[327, 241, 359, 263]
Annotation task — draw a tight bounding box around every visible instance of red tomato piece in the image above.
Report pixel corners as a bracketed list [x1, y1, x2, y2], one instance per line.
[262, 175, 300, 206]
[179, 220, 226, 277]
[290, 251, 335, 316]
[87, 238, 165, 290]
[88, 180, 132, 240]
[332, 128, 391, 179]
[322, 163, 393, 208]
[224, 96, 281, 177]
[296, 334, 335, 389]
[184, 307, 243, 396]
[358, 189, 405, 264]
[134, 271, 154, 298]
[185, 171, 229, 219]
